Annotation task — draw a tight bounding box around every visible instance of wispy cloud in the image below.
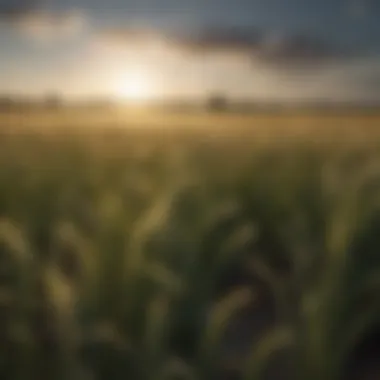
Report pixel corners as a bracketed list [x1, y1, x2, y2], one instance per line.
[0, 1, 87, 41]
[14, 10, 85, 41]
[98, 27, 164, 47]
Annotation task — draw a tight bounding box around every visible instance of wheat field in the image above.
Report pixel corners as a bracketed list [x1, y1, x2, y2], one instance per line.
[0, 109, 380, 380]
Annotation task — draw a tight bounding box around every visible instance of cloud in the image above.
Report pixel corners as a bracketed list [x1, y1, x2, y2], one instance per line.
[0, 1, 86, 41]
[97, 26, 263, 56]
[12, 10, 85, 40]
[0, 0, 39, 18]
[97, 27, 163, 48]
[178, 28, 351, 68]
[173, 27, 263, 54]
[253, 34, 350, 68]
[96, 26, 352, 68]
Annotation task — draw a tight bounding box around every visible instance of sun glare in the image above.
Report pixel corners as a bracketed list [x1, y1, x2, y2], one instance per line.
[117, 70, 154, 102]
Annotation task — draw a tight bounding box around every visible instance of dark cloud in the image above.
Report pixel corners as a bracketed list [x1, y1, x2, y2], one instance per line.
[254, 34, 350, 68]
[174, 27, 263, 54]
[97, 25, 352, 67]
[180, 28, 351, 68]
[0, 0, 40, 18]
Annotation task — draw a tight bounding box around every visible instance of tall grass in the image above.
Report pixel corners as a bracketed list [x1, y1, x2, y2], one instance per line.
[0, 114, 379, 380]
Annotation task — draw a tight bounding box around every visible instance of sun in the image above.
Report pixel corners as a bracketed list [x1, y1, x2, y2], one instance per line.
[117, 70, 154, 102]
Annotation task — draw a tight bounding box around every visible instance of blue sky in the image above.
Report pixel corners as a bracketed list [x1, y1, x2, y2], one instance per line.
[0, 0, 380, 101]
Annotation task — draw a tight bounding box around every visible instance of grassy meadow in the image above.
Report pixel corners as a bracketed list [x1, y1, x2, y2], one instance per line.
[0, 108, 380, 380]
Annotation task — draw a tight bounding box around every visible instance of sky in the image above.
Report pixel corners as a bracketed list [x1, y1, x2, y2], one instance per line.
[0, 0, 380, 102]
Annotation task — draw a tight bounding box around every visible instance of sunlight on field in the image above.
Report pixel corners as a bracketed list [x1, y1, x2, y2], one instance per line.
[2, 107, 380, 138]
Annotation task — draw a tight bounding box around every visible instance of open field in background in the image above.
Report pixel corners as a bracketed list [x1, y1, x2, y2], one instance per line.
[0, 109, 380, 380]
[2, 108, 380, 135]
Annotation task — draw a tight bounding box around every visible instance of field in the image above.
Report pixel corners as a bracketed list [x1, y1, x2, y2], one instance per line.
[0, 109, 380, 380]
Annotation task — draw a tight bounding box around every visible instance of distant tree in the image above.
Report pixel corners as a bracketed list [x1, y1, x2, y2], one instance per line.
[0, 95, 14, 110]
[45, 93, 63, 109]
[206, 93, 228, 112]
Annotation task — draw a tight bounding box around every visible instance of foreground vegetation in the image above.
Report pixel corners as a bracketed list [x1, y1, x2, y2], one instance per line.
[0, 110, 380, 380]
